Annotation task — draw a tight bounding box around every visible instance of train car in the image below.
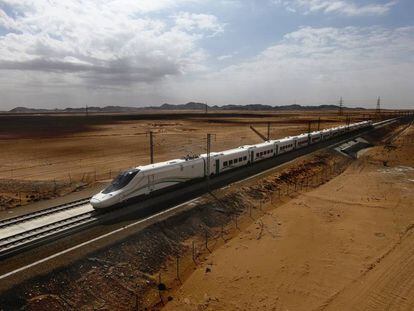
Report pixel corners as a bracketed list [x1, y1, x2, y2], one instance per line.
[202, 147, 250, 174]
[295, 134, 309, 149]
[310, 131, 322, 144]
[337, 125, 347, 135]
[330, 126, 340, 137]
[91, 157, 205, 209]
[276, 137, 296, 154]
[321, 128, 332, 140]
[252, 141, 275, 162]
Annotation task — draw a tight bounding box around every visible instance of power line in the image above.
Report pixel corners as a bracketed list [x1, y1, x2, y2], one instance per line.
[339, 97, 343, 116]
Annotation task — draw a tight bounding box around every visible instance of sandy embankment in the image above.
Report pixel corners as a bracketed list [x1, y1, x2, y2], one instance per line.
[164, 125, 414, 311]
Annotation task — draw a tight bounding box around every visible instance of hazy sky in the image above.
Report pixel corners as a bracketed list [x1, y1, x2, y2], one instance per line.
[0, 0, 413, 110]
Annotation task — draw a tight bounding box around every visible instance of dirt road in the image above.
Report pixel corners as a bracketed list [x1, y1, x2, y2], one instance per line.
[163, 124, 414, 310]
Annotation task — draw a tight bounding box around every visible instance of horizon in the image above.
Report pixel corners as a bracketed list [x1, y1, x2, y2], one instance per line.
[3, 101, 406, 113]
[0, 0, 413, 110]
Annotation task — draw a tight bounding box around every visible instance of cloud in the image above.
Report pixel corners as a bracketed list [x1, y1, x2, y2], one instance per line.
[217, 51, 238, 61]
[0, 0, 223, 87]
[173, 12, 224, 36]
[0, 1, 412, 110]
[169, 26, 414, 108]
[274, 0, 397, 16]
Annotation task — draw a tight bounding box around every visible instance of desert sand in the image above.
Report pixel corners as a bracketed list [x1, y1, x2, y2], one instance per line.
[163, 124, 414, 310]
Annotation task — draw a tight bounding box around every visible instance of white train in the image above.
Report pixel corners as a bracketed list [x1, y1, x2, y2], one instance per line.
[90, 120, 372, 209]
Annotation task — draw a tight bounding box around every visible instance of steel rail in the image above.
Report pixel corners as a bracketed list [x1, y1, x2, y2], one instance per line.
[0, 198, 91, 229]
[0, 211, 96, 252]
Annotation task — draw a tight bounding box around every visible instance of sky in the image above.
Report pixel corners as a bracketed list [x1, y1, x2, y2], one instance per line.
[0, 0, 413, 110]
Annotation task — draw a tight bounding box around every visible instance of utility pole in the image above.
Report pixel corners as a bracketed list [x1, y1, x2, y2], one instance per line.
[205, 102, 208, 114]
[307, 120, 311, 143]
[267, 122, 270, 141]
[317, 117, 321, 131]
[339, 97, 343, 116]
[85, 104, 88, 117]
[149, 131, 154, 164]
[206, 133, 212, 189]
[376, 97, 381, 116]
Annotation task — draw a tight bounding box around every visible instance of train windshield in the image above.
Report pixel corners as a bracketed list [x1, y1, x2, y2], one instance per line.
[102, 169, 140, 194]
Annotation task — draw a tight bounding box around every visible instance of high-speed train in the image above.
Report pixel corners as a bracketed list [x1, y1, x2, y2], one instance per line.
[90, 120, 372, 209]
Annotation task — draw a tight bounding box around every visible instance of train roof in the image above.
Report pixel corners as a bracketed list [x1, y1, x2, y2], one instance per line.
[138, 156, 202, 172]
[278, 136, 295, 143]
[321, 128, 332, 132]
[253, 141, 274, 148]
[216, 147, 250, 156]
[295, 133, 309, 139]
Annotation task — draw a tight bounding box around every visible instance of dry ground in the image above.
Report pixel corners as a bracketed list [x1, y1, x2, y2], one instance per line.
[0, 120, 409, 310]
[0, 109, 374, 210]
[163, 123, 414, 311]
[0, 134, 353, 310]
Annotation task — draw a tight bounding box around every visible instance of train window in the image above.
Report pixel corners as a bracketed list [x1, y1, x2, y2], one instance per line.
[243, 156, 247, 160]
[271, 150, 273, 153]
[239, 157, 242, 161]
[102, 169, 140, 194]
[223, 161, 228, 167]
[234, 159, 238, 164]
[229, 160, 233, 165]
[256, 153, 259, 157]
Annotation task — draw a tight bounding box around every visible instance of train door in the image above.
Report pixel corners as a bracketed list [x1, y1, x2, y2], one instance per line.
[274, 143, 278, 156]
[215, 159, 220, 175]
[250, 151, 254, 163]
[149, 175, 155, 191]
[146, 175, 154, 194]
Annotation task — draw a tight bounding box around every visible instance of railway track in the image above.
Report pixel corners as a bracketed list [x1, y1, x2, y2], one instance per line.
[0, 117, 407, 260]
[0, 200, 97, 258]
[0, 198, 90, 229]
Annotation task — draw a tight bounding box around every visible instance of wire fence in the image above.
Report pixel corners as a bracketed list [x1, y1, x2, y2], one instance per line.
[0, 168, 124, 210]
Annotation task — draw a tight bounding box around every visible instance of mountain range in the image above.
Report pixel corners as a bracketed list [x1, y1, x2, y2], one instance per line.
[5, 102, 358, 113]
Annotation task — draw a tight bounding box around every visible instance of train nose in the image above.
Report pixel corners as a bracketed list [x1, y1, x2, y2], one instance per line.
[90, 196, 105, 208]
[90, 197, 101, 206]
